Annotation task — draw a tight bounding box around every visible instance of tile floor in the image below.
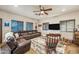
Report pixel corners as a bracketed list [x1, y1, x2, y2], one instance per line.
[25, 48, 37, 54]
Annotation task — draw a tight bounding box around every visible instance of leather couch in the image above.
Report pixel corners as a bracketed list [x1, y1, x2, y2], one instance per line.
[7, 30, 41, 54]
[6, 36, 31, 54]
[13, 39, 31, 54]
[14, 30, 41, 40]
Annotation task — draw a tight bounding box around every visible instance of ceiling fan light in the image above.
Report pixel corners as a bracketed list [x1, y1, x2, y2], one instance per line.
[41, 11, 44, 14]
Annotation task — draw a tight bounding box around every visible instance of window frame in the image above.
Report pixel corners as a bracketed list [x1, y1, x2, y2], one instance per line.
[26, 22, 33, 31]
[60, 19, 75, 32]
[42, 22, 49, 30]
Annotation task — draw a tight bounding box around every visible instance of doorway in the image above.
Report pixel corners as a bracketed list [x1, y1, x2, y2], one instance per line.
[0, 18, 2, 43]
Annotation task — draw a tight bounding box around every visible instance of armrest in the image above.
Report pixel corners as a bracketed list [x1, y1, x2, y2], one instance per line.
[16, 36, 24, 40]
[13, 40, 31, 54]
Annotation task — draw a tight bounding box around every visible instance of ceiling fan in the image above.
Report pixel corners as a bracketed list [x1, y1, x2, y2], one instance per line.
[33, 5, 52, 15]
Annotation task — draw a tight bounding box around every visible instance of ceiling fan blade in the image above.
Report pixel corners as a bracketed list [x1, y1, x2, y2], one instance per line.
[39, 5, 42, 11]
[35, 13, 44, 15]
[44, 11, 48, 15]
[43, 7, 44, 10]
[33, 11, 40, 12]
[39, 5, 41, 8]
[44, 8, 52, 11]
[35, 13, 41, 15]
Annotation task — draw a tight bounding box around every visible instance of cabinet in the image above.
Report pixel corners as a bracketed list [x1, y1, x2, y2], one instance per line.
[74, 32, 79, 45]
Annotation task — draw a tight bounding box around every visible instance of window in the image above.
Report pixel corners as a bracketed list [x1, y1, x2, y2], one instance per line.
[60, 21, 67, 32]
[43, 23, 49, 30]
[26, 22, 33, 31]
[17, 21, 24, 31]
[66, 20, 75, 31]
[60, 19, 75, 32]
[11, 20, 24, 32]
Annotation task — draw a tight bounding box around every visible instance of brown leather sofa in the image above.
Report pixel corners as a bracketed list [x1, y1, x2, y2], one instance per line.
[6, 36, 31, 54]
[14, 30, 41, 40]
[7, 30, 41, 54]
[13, 39, 31, 54]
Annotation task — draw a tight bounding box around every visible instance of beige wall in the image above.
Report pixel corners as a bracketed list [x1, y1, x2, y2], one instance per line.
[38, 11, 79, 40]
[1, 10, 79, 42]
[0, 10, 38, 42]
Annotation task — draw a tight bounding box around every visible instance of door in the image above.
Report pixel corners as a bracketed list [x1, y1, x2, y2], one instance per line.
[0, 18, 2, 43]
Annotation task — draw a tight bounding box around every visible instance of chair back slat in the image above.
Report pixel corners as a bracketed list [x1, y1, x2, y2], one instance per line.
[46, 34, 61, 48]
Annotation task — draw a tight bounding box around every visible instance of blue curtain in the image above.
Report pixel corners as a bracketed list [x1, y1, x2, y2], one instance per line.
[17, 21, 23, 31]
[26, 22, 33, 31]
[11, 20, 23, 32]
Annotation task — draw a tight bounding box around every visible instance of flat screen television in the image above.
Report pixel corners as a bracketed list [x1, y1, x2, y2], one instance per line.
[49, 24, 60, 30]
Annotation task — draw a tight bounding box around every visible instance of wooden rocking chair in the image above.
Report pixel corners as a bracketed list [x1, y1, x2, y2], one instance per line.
[46, 34, 61, 54]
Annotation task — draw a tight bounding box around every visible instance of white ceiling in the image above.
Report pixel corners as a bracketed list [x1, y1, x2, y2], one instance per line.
[0, 5, 79, 19]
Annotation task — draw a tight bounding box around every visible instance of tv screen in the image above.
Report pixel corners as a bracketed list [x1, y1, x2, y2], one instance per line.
[49, 24, 60, 30]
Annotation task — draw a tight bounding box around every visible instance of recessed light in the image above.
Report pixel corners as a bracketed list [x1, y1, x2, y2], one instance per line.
[62, 9, 66, 12]
[14, 5, 18, 7]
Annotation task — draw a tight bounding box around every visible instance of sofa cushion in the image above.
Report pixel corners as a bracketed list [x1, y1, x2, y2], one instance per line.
[21, 33, 28, 36]
[18, 40, 31, 46]
[15, 33, 19, 38]
[28, 32, 33, 34]
[14, 30, 41, 40]
[32, 31, 37, 34]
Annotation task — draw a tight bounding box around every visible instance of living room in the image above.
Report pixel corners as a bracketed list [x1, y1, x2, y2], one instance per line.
[0, 5, 79, 54]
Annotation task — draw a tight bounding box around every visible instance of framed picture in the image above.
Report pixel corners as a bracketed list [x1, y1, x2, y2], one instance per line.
[4, 21, 9, 27]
